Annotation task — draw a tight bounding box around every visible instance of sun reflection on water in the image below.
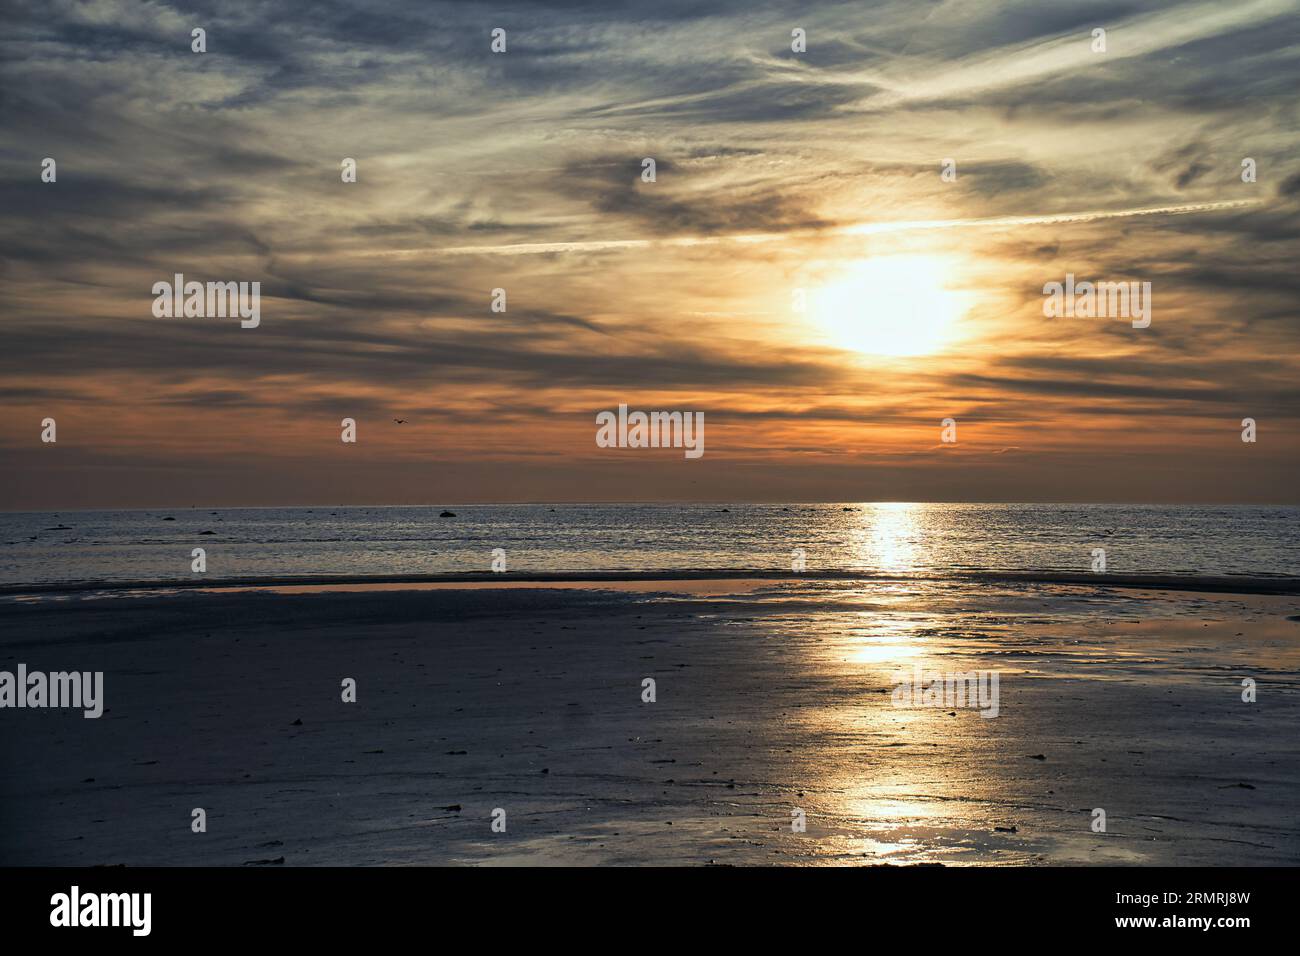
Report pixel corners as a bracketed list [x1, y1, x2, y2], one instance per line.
[786, 580, 1012, 865]
[850, 502, 922, 574]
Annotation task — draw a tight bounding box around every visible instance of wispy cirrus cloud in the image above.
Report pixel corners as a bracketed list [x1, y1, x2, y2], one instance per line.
[0, 0, 1296, 507]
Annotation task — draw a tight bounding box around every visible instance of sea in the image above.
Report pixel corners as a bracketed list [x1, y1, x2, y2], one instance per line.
[1, 503, 1296, 587]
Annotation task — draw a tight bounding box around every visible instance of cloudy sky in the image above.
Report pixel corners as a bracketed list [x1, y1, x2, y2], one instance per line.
[2, 0, 1297, 508]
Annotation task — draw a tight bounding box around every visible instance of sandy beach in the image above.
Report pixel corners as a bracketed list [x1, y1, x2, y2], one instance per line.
[1, 578, 1297, 866]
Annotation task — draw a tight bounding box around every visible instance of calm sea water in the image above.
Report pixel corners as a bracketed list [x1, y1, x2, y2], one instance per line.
[1, 503, 1296, 586]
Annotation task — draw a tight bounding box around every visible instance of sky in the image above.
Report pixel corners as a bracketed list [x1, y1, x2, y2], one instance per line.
[2, 0, 1298, 508]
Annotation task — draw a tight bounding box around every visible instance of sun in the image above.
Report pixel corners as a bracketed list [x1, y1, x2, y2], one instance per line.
[807, 254, 969, 357]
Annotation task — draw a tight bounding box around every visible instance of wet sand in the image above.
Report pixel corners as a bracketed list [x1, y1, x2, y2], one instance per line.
[1, 579, 1297, 866]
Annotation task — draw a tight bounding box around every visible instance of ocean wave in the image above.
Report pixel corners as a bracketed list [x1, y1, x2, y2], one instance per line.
[3, 567, 1297, 597]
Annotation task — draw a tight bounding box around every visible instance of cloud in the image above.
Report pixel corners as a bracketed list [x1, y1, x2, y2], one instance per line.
[0, 0, 1296, 505]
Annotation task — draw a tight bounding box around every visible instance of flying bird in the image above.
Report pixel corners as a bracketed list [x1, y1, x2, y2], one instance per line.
[393, 418, 407, 424]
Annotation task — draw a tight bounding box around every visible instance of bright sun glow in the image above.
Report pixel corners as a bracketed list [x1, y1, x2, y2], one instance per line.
[808, 255, 969, 357]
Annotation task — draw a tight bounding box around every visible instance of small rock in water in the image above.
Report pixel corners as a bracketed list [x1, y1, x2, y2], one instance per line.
[440, 510, 456, 517]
